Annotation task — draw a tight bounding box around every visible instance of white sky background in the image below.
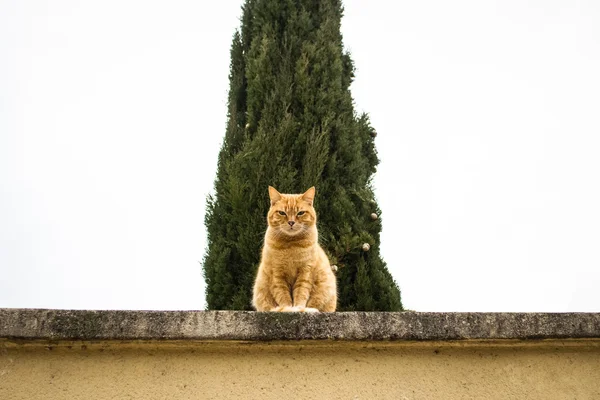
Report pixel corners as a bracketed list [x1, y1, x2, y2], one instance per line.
[1, 1, 598, 312]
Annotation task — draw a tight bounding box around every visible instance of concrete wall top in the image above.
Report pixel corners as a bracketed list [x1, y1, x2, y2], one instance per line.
[1, 309, 600, 341]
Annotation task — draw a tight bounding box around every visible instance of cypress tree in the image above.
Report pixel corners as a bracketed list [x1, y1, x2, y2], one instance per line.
[203, 0, 403, 311]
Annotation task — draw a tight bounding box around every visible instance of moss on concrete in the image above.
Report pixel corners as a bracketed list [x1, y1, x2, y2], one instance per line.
[1, 309, 599, 341]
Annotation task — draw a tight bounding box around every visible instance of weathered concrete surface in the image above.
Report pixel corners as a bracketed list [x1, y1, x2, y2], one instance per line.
[1, 309, 599, 341]
[2, 309, 600, 399]
[1, 340, 599, 400]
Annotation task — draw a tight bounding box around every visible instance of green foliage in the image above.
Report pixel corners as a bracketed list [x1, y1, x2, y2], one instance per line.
[203, 0, 403, 311]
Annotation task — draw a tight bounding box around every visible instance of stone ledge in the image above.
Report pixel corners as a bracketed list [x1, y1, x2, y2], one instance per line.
[1, 309, 599, 342]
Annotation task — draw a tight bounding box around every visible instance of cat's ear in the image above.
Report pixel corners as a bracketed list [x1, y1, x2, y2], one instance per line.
[268, 186, 282, 206]
[302, 186, 316, 206]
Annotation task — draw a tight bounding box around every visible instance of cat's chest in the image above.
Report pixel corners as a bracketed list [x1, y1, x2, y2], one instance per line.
[270, 247, 314, 274]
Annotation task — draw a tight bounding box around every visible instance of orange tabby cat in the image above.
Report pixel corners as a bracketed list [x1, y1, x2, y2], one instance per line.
[252, 186, 337, 312]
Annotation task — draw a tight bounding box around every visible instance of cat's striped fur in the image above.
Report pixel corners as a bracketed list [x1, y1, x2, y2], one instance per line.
[252, 186, 337, 312]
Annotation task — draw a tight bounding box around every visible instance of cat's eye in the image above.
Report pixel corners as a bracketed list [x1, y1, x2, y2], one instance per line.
[297, 211, 305, 216]
[278, 211, 287, 216]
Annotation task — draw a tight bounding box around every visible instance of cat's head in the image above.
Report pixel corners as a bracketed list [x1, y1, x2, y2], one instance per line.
[267, 186, 317, 238]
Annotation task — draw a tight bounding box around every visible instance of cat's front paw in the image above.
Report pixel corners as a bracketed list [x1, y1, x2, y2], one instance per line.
[302, 307, 319, 313]
[274, 306, 297, 312]
[273, 306, 320, 313]
[292, 306, 320, 313]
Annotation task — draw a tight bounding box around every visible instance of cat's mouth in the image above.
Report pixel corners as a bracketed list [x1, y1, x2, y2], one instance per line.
[283, 225, 302, 235]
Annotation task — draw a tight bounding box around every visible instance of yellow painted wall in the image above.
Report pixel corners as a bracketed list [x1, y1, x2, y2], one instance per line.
[1, 340, 599, 399]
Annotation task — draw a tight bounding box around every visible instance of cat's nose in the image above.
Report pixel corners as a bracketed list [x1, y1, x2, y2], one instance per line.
[288, 221, 295, 227]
